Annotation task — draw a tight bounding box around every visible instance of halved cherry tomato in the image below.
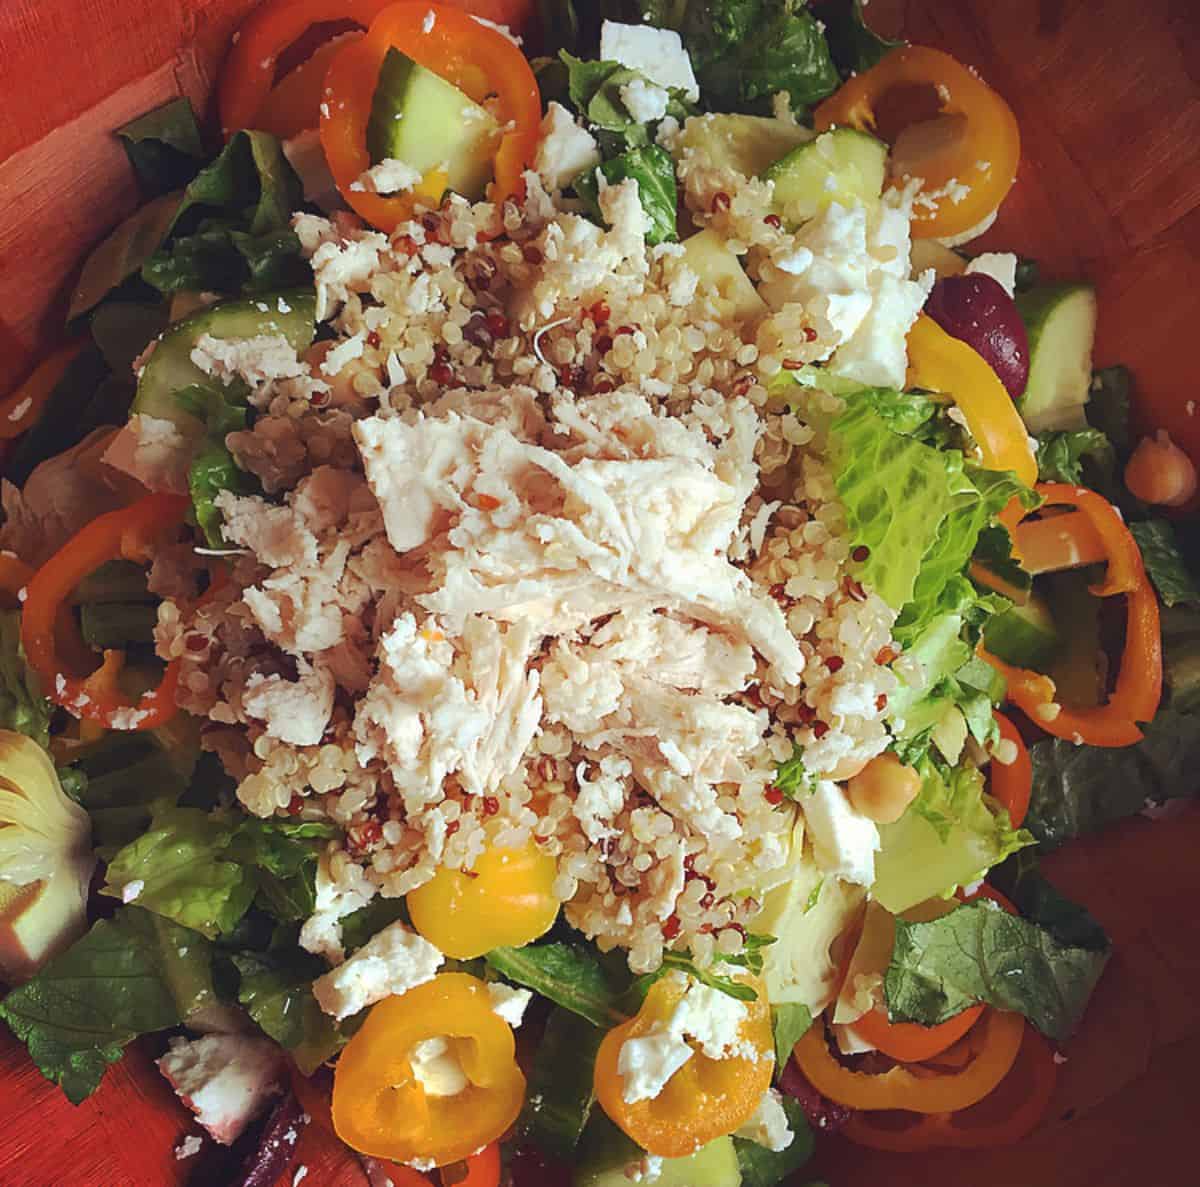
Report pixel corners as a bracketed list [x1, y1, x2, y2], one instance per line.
[406, 836, 559, 959]
[20, 494, 188, 730]
[989, 710, 1031, 828]
[319, 2, 540, 230]
[593, 973, 775, 1158]
[815, 45, 1020, 240]
[332, 973, 525, 1168]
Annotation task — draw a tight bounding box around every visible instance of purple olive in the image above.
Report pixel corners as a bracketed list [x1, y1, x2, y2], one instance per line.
[924, 273, 1030, 399]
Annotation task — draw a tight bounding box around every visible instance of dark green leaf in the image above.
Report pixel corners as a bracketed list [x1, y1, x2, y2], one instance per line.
[0, 610, 51, 748]
[231, 949, 345, 1075]
[820, 0, 903, 76]
[88, 302, 169, 377]
[771, 1002, 812, 1071]
[574, 144, 679, 245]
[884, 900, 1109, 1040]
[519, 1006, 603, 1157]
[1086, 365, 1132, 453]
[79, 602, 159, 650]
[734, 1094, 814, 1187]
[1014, 257, 1040, 293]
[774, 745, 813, 799]
[232, 817, 339, 923]
[1130, 519, 1200, 608]
[1035, 427, 1117, 489]
[987, 850, 1110, 952]
[117, 99, 205, 197]
[486, 941, 627, 1028]
[340, 897, 410, 953]
[0, 908, 213, 1103]
[1025, 709, 1200, 850]
[538, 0, 583, 56]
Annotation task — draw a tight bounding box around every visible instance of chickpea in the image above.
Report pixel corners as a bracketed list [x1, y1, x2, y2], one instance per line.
[846, 753, 922, 824]
[1124, 431, 1197, 507]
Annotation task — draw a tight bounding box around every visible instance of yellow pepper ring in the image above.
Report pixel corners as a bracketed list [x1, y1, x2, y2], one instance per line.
[332, 972, 526, 1167]
[815, 45, 1021, 240]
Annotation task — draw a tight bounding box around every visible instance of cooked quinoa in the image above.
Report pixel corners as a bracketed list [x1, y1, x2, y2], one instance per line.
[153, 144, 903, 975]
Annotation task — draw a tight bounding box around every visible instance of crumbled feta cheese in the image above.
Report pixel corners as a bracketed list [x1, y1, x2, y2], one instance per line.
[802, 780, 880, 886]
[735, 1088, 795, 1152]
[626, 1154, 665, 1182]
[668, 979, 753, 1060]
[120, 879, 144, 903]
[312, 920, 444, 1020]
[293, 1167, 309, 1186]
[534, 102, 601, 192]
[321, 331, 366, 376]
[618, 1030, 695, 1103]
[409, 1036, 469, 1096]
[471, 15, 522, 45]
[487, 982, 533, 1028]
[350, 158, 424, 195]
[965, 251, 1019, 296]
[190, 333, 306, 390]
[600, 20, 699, 102]
[174, 1135, 203, 1161]
[157, 1034, 283, 1145]
[620, 77, 671, 124]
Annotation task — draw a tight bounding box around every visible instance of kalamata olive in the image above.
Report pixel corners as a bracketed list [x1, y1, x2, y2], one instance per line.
[924, 273, 1030, 399]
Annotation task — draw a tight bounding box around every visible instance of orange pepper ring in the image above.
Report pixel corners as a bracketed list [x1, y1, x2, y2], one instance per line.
[850, 1001, 986, 1065]
[20, 494, 189, 731]
[814, 45, 1020, 240]
[319, 2, 541, 232]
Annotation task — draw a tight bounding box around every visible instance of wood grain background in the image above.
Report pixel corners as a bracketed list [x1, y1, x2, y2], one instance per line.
[0, 1, 1198, 1184]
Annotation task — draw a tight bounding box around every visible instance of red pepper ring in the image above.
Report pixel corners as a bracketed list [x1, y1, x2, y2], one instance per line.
[988, 710, 1031, 828]
[21, 494, 190, 731]
[319, 2, 541, 232]
[218, 0, 396, 137]
[981, 483, 1162, 748]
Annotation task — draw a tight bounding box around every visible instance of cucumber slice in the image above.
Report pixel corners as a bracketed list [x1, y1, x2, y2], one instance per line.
[131, 289, 317, 441]
[1015, 284, 1098, 433]
[983, 592, 1062, 671]
[763, 128, 887, 225]
[680, 229, 766, 321]
[676, 113, 812, 179]
[575, 1113, 741, 1187]
[366, 47, 499, 200]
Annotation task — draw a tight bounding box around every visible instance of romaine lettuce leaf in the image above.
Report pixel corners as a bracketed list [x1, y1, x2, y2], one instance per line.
[0, 907, 213, 1103]
[1130, 519, 1200, 608]
[884, 899, 1109, 1041]
[1035, 426, 1116, 489]
[560, 52, 695, 149]
[116, 98, 205, 198]
[872, 759, 1031, 914]
[519, 1006, 604, 1157]
[486, 940, 627, 1028]
[574, 144, 679, 245]
[771, 1002, 812, 1070]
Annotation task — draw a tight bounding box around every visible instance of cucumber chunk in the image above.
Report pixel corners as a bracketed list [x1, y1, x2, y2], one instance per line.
[763, 128, 887, 225]
[676, 113, 812, 179]
[680, 229, 766, 321]
[366, 47, 499, 200]
[574, 1114, 741, 1187]
[131, 289, 316, 442]
[983, 592, 1062, 671]
[1015, 284, 1098, 433]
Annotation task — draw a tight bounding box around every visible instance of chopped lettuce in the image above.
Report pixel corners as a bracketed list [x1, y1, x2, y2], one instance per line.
[1035, 426, 1117, 489]
[519, 1006, 604, 1157]
[774, 744, 814, 799]
[872, 759, 1032, 914]
[1085, 365, 1133, 452]
[116, 98, 205, 198]
[884, 899, 1109, 1041]
[561, 52, 694, 148]
[771, 1001, 812, 1070]
[1130, 519, 1200, 608]
[142, 130, 308, 297]
[0, 611, 51, 748]
[574, 144, 680, 245]
[0, 907, 214, 1103]
[486, 940, 627, 1028]
[1025, 709, 1200, 851]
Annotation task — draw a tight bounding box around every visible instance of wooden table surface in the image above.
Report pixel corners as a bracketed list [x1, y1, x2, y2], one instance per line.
[1, 1, 1198, 1184]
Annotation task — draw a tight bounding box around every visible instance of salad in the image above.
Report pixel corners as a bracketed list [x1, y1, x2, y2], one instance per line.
[0, 0, 1197, 1183]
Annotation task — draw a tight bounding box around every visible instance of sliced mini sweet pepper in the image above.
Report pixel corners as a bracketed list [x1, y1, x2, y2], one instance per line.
[989, 710, 1031, 828]
[320, 1, 540, 231]
[981, 483, 1162, 747]
[793, 1008, 1024, 1114]
[20, 494, 188, 731]
[815, 45, 1020, 240]
[218, 0, 395, 136]
[851, 1001, 985, 1065]
[0, 338, 83, 440]
[593, 972, 774, 1158]
[406, 836, 559, 959]
[331, 972, 525, 1168]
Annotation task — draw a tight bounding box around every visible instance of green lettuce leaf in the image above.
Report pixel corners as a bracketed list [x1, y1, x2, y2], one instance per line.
[1085, 365, 1132, 453]
[820, 0, 903, 76]
[232, 817, 340, 923]
[231, 949, 346, 1075]
[734, 1094, 814, 1187]
[487, 941, 627, 1028]
[774, 744, 814, 799]
[116, 98, 205, 198]
[884, 899, 1110, 1041]
[1130, 520, 1200, 608]
[0, 907, 214, 1103]
[1025, 709, 1200, 851]
[873, 759, 1032, 914]
[771, 1001, 812, 1070]
[519, 1006, 604, 1158]
[0, 611, 50, 748]
[561, 52, 695, 148]
[1035, 427, 1117, 489]
[574, 144, 679, 245]
[987, 850, 1111, 952]
[339, 897, 410, 953]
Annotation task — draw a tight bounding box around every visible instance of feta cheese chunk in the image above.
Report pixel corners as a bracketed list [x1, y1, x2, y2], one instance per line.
[965, 251, 1019, 296]
[157, 1034, 283, 1145]
[313, 920, 444, 1020]
[667, 979, 753, 1060]
[618, 1030, 695, 1103]
[620, 78, 670, 124]
[735, 1088, 795, 1152]
[600, 20, 699, 102]
[487, 981, 533, 1028]
[350, 158, 424, 195]
[535, 102, 601, 192]
[409, 1036, 468, 1096]
[802, 780, 880, 886]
